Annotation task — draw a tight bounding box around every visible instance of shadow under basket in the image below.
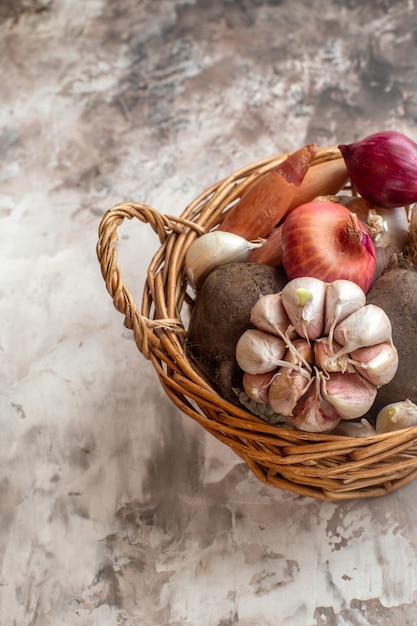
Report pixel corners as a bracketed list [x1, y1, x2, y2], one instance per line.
[96, 146, 417, 501]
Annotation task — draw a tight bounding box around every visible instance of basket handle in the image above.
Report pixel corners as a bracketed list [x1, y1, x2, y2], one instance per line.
[96, 201, 205, 359]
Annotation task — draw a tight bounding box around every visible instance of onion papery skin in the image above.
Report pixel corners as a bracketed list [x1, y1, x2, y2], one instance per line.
[281, 201, 376, 293]
[339, 131, 417, 209]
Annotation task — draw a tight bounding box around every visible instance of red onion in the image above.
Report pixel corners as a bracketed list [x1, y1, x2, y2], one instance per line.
[339, 131, 417, 209]
[281, 201, 376, 293]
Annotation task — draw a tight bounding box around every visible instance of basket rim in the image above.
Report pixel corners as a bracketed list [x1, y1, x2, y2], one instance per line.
[97, 145, 417, 500]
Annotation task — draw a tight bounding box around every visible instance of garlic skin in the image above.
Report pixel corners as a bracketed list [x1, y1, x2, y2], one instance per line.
[185, 231, 264, 289]
[376, 399, 417, 433]
[407, 204, 417, 264]
[286, 373, 341, 433]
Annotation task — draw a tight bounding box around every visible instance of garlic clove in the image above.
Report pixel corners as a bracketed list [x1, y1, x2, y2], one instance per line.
[329, 418, 377, 437]
[280, 277, 327, 341]
[376, 399, 417, 433]
[313, 337, 353, 373]
[324, 279, 366, 346]
[242, 371, 275, 404]
[333, 303, 393, 357]
[235, 329, 287, 375]
[285, 337, 315, 367]
[268, 367, 312, 416]
[407, 204, 417, 264]
[285, 372, 341, 432]
[350, 341, 399, 387]
[185, 230, 264, 289]
[320, 371, 377, 420]
[250, 293, 297, 339]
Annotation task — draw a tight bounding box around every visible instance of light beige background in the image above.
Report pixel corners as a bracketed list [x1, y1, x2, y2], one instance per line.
[2, 1, 417, 624]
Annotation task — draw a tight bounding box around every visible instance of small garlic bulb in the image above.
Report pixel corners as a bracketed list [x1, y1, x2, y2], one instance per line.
[185, 231, 264, 289]
[376, 399, 417, 433]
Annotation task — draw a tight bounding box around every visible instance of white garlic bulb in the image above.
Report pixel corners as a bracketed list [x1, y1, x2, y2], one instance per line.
[185, 231, 264, 289]
[376, 399, 417, 433]
[235, 277, 398, 433]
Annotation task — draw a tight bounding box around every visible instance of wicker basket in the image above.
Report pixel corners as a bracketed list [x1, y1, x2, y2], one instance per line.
[97, 146, 417, 501]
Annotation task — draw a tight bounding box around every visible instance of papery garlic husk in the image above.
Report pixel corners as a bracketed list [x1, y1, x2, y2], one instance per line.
[350, 341, 399, 387]
[250, 293, 297, 340]
[320, 371, 377, 420]
[324, 279, 366, 346]
[235, 329, 286, 375]
[280, 276, 327, 341]
[286, 371, 341, 433]
[338, 195, 410, 278]
[333, 304, 393, 357]
[407, 204, 417, 264]
[329, 418, 377, 438]
[268, 359, 312, 416]
[185, 231, 265, 289]
[243, 371, 275, 404]
[313, 337, 353, 373]
[376, 399, 417, 433]
[233, 388, 288, 426]
[267, 340, 313, 415]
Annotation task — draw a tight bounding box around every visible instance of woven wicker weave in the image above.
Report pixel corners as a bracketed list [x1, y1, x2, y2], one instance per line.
[97, 146, 417, 501]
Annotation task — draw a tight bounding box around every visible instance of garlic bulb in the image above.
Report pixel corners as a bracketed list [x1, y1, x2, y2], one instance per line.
[408, 204, 417, 264]
[376, 399, 417, 433]
[235, 276, 398, 432]
[185, 231, 265, 289]
[313, 337, 352, 373]
[269, 367, 312, 416]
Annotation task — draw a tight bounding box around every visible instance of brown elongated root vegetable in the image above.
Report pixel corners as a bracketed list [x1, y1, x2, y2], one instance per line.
[219, 143, 318, 239]
[288, 155, 349, 211]
[246, 223, 283, 266]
